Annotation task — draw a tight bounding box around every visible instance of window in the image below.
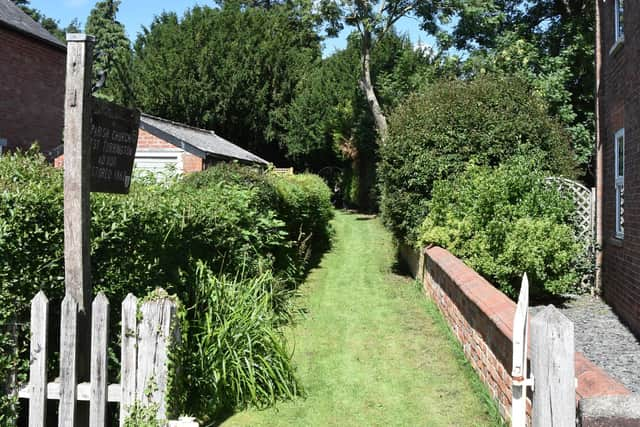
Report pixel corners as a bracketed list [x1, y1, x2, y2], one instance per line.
[615, 0, 624, 42]
[615, 128, 624, 238]
[0, 139, 6, 156]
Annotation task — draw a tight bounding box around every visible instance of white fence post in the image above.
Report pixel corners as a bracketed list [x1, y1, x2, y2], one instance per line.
[136, 293, 179, 422]
[511, 274, 533, 427]
[89, 293, 109, 427]
[28, 291, 49, 427]
[59, 295, 79, 427]
[531, 306, 575, 427]
[120, 294, 138, 426]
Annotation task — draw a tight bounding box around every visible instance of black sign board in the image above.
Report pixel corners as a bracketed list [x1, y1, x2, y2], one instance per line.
[90, 98, 140, 194]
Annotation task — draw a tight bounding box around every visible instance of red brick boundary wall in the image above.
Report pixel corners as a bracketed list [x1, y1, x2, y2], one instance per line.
[399, 244, 631, 423]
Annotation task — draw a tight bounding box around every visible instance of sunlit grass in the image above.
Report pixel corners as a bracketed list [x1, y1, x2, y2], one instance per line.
[221, 211, 502, 426]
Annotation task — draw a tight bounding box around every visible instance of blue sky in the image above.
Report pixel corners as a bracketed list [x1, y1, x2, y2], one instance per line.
[28, 0, 437, 56]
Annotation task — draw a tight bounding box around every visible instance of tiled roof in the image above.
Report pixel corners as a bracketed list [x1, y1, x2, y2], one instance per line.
[0, 0, 66, 50]
[140, 114, 269, 166]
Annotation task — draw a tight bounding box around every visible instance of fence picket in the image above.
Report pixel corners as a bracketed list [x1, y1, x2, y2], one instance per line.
[18, 288, 189, 426]
[59, 295, 79, 427]
[531, 306, 575, 427]
[28, 291, 49, 427]
[89, 293, 109, 427]
[120, 294, 137, 426]
[511, 274, 530, 426]
[136, 295, 178, 421]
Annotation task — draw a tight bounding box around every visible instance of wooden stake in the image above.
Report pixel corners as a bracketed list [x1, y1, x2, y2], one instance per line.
[63, 33, 94, 380]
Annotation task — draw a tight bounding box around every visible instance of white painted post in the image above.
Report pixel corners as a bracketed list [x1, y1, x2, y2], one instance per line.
[89, 293, 109, 427]
[531, 306, 576, 427]
[28, 291, 49, 427]
[511, 274, 533, 426]
[120, 294, 138, 426]
[136, 293, 179, 422]
[59, 295, 79, 427]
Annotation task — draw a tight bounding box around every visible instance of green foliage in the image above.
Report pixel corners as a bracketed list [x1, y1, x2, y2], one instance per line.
[420, 0, 596, 177]
[184, 265, 300, 423]
[419, 158, 585, 298]
[124, 402, 161, 427]
[85, 0, 134, 105]
[131, 4, 320, 159]
[378, 74, 576, 243]
[0, 152, 332, 424]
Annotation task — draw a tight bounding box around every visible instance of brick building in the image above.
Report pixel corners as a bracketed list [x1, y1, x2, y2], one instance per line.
[0, 0, 66, 156]
[134, 113, 268, 174]
[54, 113, 269, 174]
[597, 0, 640, 335]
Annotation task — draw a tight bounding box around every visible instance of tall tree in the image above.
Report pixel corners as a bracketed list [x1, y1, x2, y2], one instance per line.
[418, 0, 596, 178]
[322, 0, 421, 140]
[85, 0, 133, 105]
[131, 4, 320, 161]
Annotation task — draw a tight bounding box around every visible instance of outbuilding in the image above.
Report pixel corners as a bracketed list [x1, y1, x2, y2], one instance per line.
[135, 113, 268, 174]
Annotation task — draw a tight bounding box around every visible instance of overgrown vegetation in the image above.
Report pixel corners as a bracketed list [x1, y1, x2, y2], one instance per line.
[0, 152, 333, 425]
[378, 75, 576, 244]
[419, 157, 586, 298]
[185, 266, 300, 423]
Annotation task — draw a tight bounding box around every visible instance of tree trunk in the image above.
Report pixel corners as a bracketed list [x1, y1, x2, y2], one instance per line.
[359, 30, 388, 141]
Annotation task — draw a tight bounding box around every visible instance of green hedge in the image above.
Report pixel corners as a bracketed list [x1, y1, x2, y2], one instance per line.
[0, 153, 333, 424]
[419, 157, 586, 298]
[378, 75, 576, 244]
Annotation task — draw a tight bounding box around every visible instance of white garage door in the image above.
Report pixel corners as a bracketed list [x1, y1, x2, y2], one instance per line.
[134, 150, 184, 178]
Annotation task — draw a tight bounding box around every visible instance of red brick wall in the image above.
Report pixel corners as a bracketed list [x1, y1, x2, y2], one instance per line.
[182, 153, 203, 173]
[401, 245, 630, 423]
[137, 129, 176, 150]
[136, 129, 203, 173]
[599, 0, 640, 335]
[0, 27, 65, 155]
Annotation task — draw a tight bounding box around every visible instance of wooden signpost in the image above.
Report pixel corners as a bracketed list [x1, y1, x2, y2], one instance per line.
[61, 33, 139, 425]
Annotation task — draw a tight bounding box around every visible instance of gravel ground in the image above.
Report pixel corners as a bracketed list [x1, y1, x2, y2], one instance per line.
[532, 295, 640, 393]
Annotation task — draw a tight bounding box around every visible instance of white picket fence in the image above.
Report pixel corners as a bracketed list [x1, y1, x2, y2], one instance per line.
[17, 289, 186, 427]
[511, 275, 576, 427]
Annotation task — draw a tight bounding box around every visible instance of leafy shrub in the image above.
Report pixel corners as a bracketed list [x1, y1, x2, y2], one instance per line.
[0, 152, 332, 424]
[184, 264, 300, 422]
[418, 157, 585, 298]
[183, 164, 334, 281]
[378, 74, 576, 244]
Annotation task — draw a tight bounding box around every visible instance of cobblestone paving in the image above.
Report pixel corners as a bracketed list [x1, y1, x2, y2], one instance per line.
[533, 294, 640, 393]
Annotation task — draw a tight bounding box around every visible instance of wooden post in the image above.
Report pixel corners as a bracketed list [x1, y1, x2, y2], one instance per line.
[63, 33, 95, 381]
[136, 293, 179, 422]
[59, 296, 79, 427]
[511, 274, 531, 427]
[531, 306, 575, 427]
[89, 293, 109, 427]
[120, 294, 138, 426]
[28, 292, 49, 427]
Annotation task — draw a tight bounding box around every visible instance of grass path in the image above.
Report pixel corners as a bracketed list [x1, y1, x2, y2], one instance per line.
[222, 211, 499, 426]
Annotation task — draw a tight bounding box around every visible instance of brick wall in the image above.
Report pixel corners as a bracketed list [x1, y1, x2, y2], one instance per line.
[136, 129, 203, 173]
[401, 244, 630, 423]
[599, 0, 640, 336]
[0, 26, 65, 155]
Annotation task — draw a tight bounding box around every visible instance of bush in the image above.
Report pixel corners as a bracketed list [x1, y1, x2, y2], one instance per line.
[183, 164, 334, 281]
[378, 74, 576, 244]
[0, 153, 332, 424]
[418, 157, 586, 298]
[184, 264, 299, 422]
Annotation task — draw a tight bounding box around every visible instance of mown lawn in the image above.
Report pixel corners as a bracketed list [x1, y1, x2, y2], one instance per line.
[221, 211, 502, 426]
